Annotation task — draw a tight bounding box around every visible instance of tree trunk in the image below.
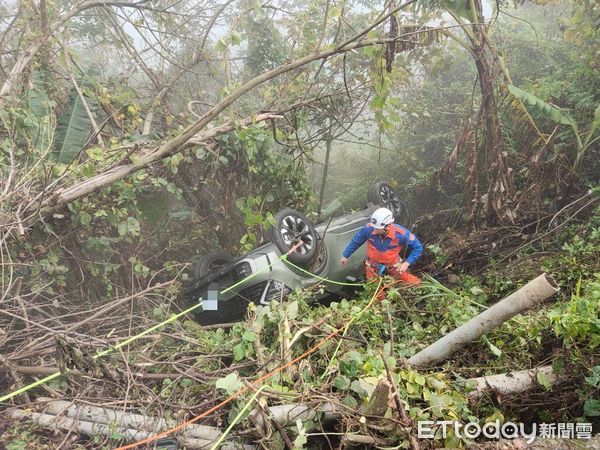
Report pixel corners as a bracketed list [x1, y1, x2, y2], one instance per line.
[9, 408, 249, 450]
[317, 135, 332, 215]
[466, 365, 564, 401]
[468, 1, 516, 224]
[408, 274, 558, 367]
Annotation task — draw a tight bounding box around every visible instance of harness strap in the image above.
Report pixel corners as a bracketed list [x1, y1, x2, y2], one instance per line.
[365, 258, 404, 268]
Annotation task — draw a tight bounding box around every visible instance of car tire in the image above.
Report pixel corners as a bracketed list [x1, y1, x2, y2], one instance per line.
[310, 235, 328, 274]
[267, 208, 318, 265]
[192, 250, 233, 280]
[368, 182, 411, 226]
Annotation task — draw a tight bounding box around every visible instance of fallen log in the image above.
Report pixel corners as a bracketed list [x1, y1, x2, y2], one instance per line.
[466, 365, 564, 401]
[341, 433, 395, 446]
[37, 398, 221, 441]
[8, 409, 251, 449]
[408, 273, 559, 367]
[251, 402, 340, 429]
[19, 399, 253, 449]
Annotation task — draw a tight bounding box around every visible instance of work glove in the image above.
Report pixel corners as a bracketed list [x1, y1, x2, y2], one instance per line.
[394, 260, 410, 274]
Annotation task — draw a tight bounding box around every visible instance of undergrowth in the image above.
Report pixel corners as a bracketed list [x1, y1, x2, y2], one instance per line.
[3, 208, 599, 448]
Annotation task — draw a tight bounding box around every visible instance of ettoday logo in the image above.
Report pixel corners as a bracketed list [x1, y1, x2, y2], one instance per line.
[417, 420, 594, 443]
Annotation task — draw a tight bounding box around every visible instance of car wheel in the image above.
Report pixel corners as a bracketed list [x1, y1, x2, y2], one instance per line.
[368, 182, 411, 226]
[268, 208, 318, 265]
[192, 250, 233, 280]
[310, 237, 328, 274]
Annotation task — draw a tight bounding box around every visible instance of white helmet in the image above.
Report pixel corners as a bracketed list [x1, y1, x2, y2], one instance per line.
[370, 207, 394, 229]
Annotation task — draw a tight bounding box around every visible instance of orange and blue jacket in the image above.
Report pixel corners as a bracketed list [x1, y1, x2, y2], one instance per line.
[342, 223, 423, 266]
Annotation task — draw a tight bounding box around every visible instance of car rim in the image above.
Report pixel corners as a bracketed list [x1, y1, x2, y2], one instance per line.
[280, 215, 314, 254]
[379, 185, 402, 217]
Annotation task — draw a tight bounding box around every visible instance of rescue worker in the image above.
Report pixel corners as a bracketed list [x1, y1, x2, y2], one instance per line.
[340, 207, 423, 291]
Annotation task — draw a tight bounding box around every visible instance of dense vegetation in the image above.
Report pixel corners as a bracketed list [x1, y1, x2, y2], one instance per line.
[0, 0, 598, 447]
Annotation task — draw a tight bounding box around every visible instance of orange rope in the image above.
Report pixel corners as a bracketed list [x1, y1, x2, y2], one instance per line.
[115, 279, 389, 449]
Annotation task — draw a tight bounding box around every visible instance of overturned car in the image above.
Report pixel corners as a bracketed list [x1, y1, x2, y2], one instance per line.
[185, 182, 411, 324]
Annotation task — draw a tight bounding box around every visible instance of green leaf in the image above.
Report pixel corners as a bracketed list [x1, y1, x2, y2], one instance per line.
[25, 71, 53, 150]
[195, 147, 207, 159]
[54, 66, 100, 163]
[350, 378, 377, 399]
[536, 371, 552, 390]
[507, 85, 574, 126]
[333, 375, 351, 390]
[117, 222, 128, 236]
[82, 162, 95, 178]
[232, 343, 246, 361]
[585, 366, 600, 388]
[253, 0, 265, 18]
[427, 392, 453, 418]
[286, 301, 298, 320]
[86, 146, 104, 160]
[350, 379, 368, 397]
[341, 394, 358, 408]
[242, 331, 257, 342]
[340, 351, 364, 378]
[552, 357, 565, 374]
[419, 0, 473, 20]
[469, 286, 484, 296]
[415, 374, 426, 386]
[583, 398, 600, 417]
[126, 217, 140, 236]
[79, 211, 92, 226]
[27, 71, 51, 118]
[366, 30, 379, 40]
[370, 94, 386, 110]
[215, 39, 228, 53]
[215, 372, 243, 395]
[230, 31, 242, 46]
[441, 0, 472, 20]
[583, 104, 600, 147]
[488, 342, 502, 357]
[292, 419, 308, 450]
[235, 197, 247, 210]
[362, 46, 376, 57]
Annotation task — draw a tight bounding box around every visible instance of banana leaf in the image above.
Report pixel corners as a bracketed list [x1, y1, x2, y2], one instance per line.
[53, 66, 99, 163]
[507, 84, 574, 126]
[442, 0, 472, 20]
[25, 71, 54, 151]
[418, 0, 473, 21]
